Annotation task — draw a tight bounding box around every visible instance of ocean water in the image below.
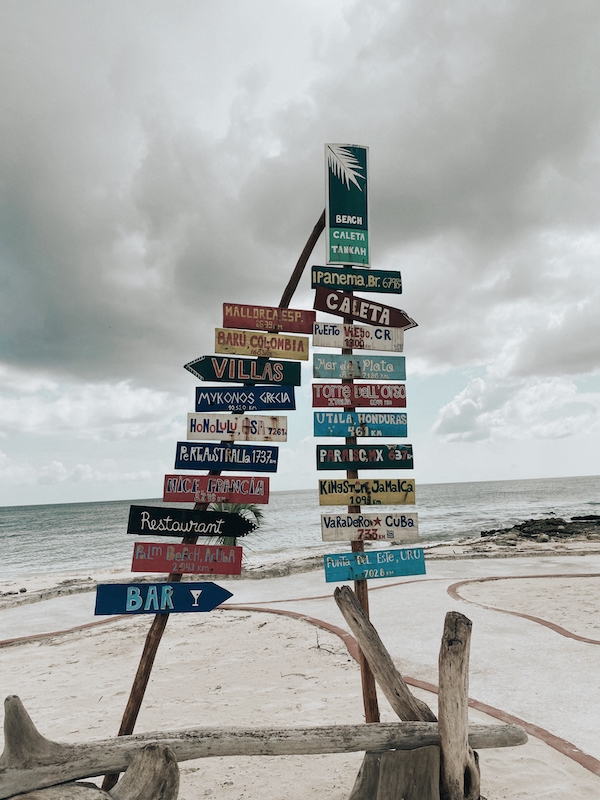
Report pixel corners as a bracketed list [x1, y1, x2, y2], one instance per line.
[1, 474, 599, 580]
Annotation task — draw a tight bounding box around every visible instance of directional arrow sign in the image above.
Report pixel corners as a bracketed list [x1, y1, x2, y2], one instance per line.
[312, 383, 406, 407]
[311, 265, 402, 294]
[131, 542, 242, 576]
[175, 442, 278, 472]
[318, 477, 416, 506]
[94, 582, 233, 615]
[317, 444, 413, 470]
[313, 355, 406, 381]
[187, 413, 287, 442]
[313, 322, 403, 352]
[323, 548, 425, 583]
[127, 505, 257, 538]
[215, 329, 309, 361]
[314, 287, 417, 330]
[223, 303, 316, 333]
[195, 386, 295, 412]
[321, 512, 419, 542]
[184, 356, 301, 386]
[314, 411, 407, 438]
[163, 474, 270, 504]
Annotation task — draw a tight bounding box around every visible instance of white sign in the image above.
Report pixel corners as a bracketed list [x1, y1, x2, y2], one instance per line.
[321, 512, 419, 542]
[187, 413, 287, 442]
[313, 322, 403, 352]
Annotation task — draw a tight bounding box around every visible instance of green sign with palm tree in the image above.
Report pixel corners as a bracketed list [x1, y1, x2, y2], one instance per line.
[325, 143, 369, 267]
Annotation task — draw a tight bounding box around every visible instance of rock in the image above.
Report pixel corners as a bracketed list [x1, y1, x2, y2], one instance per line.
[537, 533, 550, 543]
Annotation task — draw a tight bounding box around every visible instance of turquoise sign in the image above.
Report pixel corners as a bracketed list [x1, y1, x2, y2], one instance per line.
[323, 547, 425, 582]
[326, 144, 369, 266]
[313, 353, 406, 381]
[314, 411, 407, 438]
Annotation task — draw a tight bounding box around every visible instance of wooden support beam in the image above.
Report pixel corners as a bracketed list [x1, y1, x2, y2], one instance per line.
[278, 210, 325, 309]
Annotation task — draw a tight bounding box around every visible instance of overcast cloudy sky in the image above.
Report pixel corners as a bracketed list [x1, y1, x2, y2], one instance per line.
[1, 0, 600, 506]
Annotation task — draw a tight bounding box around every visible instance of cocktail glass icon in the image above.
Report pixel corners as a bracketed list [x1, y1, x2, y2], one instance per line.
[190, 589, 203, 607]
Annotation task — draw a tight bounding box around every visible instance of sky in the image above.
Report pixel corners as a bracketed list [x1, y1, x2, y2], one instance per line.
[1, 0, 600, 506]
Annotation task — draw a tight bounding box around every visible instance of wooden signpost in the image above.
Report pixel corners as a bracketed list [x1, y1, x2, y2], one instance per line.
[222, 302, 315, 333]
[131, 542, 243, 576]
[316, 444, 413, 470]
[163, 474, 269, 504]
[184, 355, 301, 385]
[323, 547, 425, 582]
[313, 354, 406, 380]
[174, 441, 278, 472]
[314, 287, 417, 330]
[321, 511, 419, 542]
[187, 413, 287, 442]
[318, 476, 416, 507]
[215, 328, 309, 360]
[195, 385, 295, 412]
[127, 505, 257, 538]
[326, 143, 370, 266]
[312, 265, 402, 293]
[95, 582, 233, 615]
[312, 382, 406, 407]
[313, 322, 404, 352]
[314, 411, 407, 437]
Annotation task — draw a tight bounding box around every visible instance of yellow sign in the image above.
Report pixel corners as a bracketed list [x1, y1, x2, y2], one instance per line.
[318, 478, 416, 506]
[215, 328, 309, 361]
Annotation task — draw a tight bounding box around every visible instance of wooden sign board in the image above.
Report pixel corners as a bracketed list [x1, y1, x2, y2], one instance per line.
[127, 505, 256, 538]
[184, 356, 301, 386]
[195, 386, 295, 412]
[313, 354, 405, 381]
[318, 477, 416, 506]
[314, 411, 407, 438]
[312, 265, 402, 294]
[223, 303, 315, 333]
[313, 322, 404, 352]
[175, 441, 278, 472]
[313, 383, 406, 408]
[187, 413, 287, 442]
[326, 143, 370, 266]
[131, 542, 242, 576]
[323, 548, 425, 583]
[317, 444, 413, 470]
[321, 512, 419, 542]
[163, 474, 270, 504]
[215, 328, 309, 361]
[314, 287, 417, 330]
[95, 582, 233, 615]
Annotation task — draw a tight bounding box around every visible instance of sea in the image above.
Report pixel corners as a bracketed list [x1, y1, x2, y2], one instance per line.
[2, 474, 600, 581]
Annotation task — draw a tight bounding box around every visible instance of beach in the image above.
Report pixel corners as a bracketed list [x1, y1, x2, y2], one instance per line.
[1, 541, 600, 799]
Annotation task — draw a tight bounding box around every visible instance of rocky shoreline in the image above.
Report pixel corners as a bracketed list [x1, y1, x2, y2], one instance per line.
[480, 514, 600, 544]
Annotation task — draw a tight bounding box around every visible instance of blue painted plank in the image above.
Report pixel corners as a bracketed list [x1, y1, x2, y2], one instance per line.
[175, 442, 278, 472]
[323, 548, 425, 582]
[313, 354, 405, 381]
[195, 385, 295, 412]
[94, 582, 233, 615]
[314, 411, 407, 438]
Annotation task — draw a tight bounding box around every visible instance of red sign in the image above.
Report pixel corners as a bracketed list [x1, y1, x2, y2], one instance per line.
[163, 474, 270, 504]
[314, 287, 417, 330]
[223, 303, 316, 333]
[131, 541, 242, 575]
[313, 383, 406, 408]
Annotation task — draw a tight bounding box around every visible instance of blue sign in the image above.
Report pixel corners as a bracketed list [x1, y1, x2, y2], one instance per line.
[313, 354, 405, 381]
[323, 547, 425, 583]
[94, 582, 233, 615]
[314, 411, 407, 438]
[195, 385, 295, 412]
[175, 442, 278, 472]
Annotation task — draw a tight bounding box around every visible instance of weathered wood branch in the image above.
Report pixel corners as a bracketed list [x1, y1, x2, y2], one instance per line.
[438, 612, 480, 800]
[0, 696, 525, 799]
[334, 585, 437, 722]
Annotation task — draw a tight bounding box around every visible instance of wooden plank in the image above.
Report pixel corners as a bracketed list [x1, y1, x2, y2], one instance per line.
[321, 511, 418, 542]
[326, 143, 369, 266]
[162, 474, 269, 504]
[314, 287, 416, 329]
[318, 477, 416, 506]
[184, 355, 301, 385]
[324, 548, 425, 582]
[313, 322, 404, 352]
[214, 328, 309, 361]
[127, 506, 256, 538]
[376, 747, 440, 800]
[314, 411, 407, 437]
[195, 385, 295, 412]
[316, 444, 413, 470]
[187, 413, 287, 442]
[313, 354, 405, 380]
[222, 303, 315, 333]
[311, 265, 402, 294]
[94, 583, 233, 615]
[131, 542, 242, 576]
[313, 384, 406, 408]
[174, 442, 278, 472]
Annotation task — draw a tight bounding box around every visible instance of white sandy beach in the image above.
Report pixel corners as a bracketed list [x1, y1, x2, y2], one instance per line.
[1, 546, 600, 799]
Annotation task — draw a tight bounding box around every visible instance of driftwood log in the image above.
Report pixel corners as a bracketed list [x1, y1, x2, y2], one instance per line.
[0, 695, 525, 799]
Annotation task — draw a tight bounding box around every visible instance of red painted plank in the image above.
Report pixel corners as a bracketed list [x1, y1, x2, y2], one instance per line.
[223, 302, 316, 333]
[312, 383, 406, 408]
[131, 541, 242, 575]
[163, 474, 270, 504]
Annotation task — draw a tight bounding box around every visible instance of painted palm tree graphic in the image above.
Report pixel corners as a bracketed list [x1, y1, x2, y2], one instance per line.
[327, 144, 365, 191]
